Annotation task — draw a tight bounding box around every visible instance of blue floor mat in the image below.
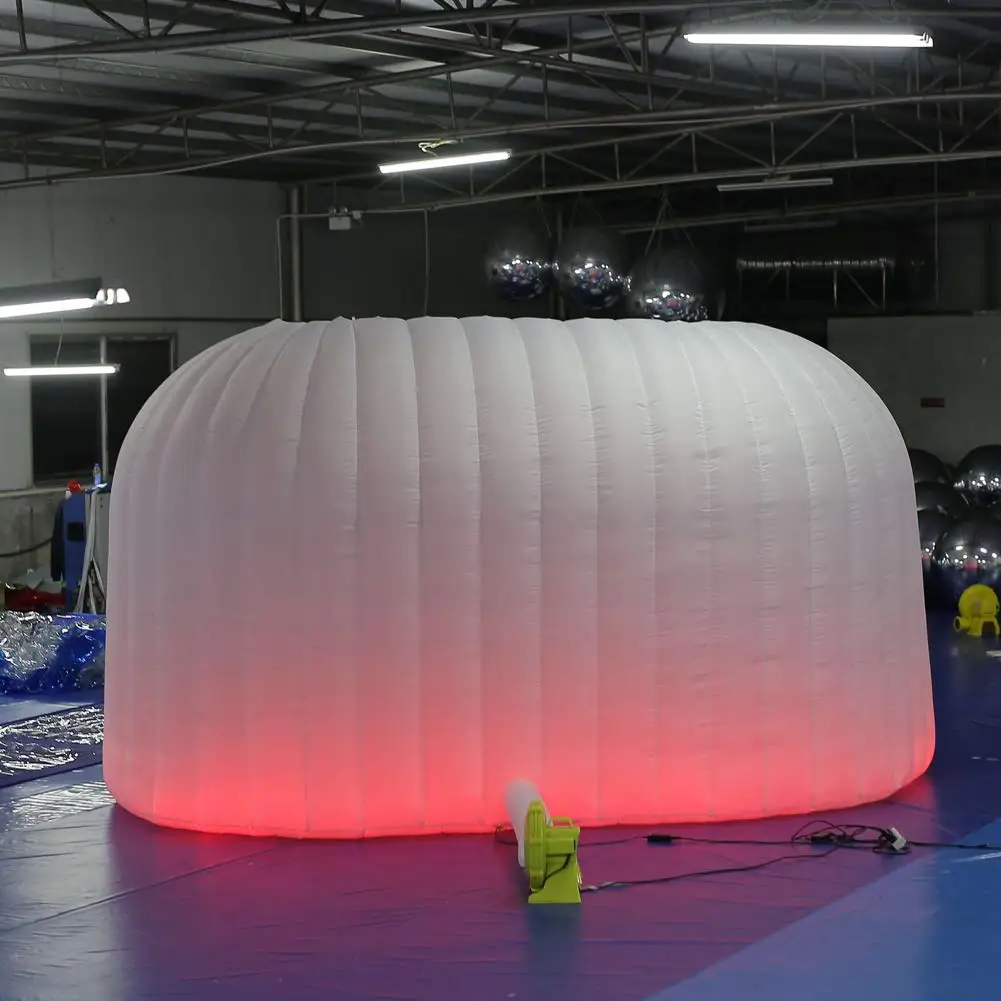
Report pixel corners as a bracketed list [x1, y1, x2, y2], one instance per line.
[651, 811, 1001, 1001]
[0, 612, 994, 1001]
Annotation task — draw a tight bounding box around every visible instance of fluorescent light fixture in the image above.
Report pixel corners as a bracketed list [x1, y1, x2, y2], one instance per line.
[4, 364, 119, 378]
[0, 278, 130, 319]
[718, 176, 834, 192]
[685, 31, 932, 48]
[0, 297, 97, 319]
[378, 149, 510, 175]
[97, 287, 130, 305]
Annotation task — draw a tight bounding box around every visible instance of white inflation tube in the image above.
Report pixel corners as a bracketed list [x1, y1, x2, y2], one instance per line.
[505, 779, 550, 868]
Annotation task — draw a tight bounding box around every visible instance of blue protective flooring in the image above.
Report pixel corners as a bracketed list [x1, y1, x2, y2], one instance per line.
[0, 613, 999, 1000]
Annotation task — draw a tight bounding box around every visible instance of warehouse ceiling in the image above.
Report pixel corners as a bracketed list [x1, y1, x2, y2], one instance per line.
[2, 0, 1001, 228]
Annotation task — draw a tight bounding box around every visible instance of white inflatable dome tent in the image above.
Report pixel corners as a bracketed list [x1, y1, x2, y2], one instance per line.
[104, 318, 934, 838]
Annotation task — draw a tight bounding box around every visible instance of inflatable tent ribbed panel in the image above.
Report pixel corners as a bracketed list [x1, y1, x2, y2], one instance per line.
[104, 318, 934, 838]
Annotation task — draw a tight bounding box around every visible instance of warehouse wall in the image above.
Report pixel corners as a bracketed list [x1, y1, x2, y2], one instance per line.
[0, 168, 281, 319]
[828, 313, 1001, 464]
[301, 202, 1001, 315]
[0, 171, 282, 583]
[302, 203, 553, 319]
[824, 211, 1001, 466]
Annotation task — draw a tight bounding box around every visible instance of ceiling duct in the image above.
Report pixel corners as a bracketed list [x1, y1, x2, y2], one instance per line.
[735, 231, 905, 272]
[737, 255, 897, 272]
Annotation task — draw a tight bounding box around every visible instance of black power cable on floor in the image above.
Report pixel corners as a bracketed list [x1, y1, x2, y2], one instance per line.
[495, 822, 843, 894]
[498, 817, 1001, 897]
[648, 820, 910, 855]
[582, 846, 840, 894]
[647, 819, 1001, 855]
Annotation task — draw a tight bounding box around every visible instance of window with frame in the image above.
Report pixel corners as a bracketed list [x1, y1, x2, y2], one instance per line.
[30, 335, 174, 484]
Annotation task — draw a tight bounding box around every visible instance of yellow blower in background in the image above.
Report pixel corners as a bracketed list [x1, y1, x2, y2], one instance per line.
[955, 584, 1000, 638]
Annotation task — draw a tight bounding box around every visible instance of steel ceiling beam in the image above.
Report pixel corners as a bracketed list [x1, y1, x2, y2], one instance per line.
[2, 0, 999, 202]
[0, 15, 693, 140]
[356, 145, 1001, 214]
[0, 98, 962, 194]
[4, 126, 997, 200]
[0, 23, 709, 145]
[55, 87, 1001, 175]
[1, 85, 998, 193]
[5, 16, 981, 154]
[0, 77, 474, 154]
[30, 0, 984, 104]
[0, 142, 334, 179]
[614, 186, 1001, 234]
[0, 0, 793, 64]
[0, 69, 621, 152]
[5, 2, 959, 165]
[45, 0, 277, 33]
[0, 110, 398, 160]
[4, 78, 963, 189]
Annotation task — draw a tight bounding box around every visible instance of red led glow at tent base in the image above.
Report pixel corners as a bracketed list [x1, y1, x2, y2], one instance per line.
[106, 714, 933, 840]
[103, 317, 934, 839]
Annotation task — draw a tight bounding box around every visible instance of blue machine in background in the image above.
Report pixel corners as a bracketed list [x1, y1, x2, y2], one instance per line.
[61, 491, 87, 610]
[58, 485, 110, 612]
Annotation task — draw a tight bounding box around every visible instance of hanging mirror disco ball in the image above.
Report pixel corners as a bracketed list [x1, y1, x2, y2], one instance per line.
[485, 227, 552, 301]
[552, 226, 628, 310]
[624, 248, 717, 322]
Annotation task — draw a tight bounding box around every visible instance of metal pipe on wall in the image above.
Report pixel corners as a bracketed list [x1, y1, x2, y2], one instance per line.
[933, 164, 940, 306]
[288, 185, 304, 322]
[276, 208, 328, 321]
[99, 335, 109, 477]
[553, 208, 566, 320]
[984, 217, 992, 310]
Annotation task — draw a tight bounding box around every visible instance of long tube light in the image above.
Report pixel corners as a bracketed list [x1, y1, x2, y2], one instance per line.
[0, 297, 97, 319]
[0, 279, 130, 320]
[685, 31, 932, 48]
[718, 177, 834, 192]
[4, 364, 119, 378]
[378, 149, 510, 175]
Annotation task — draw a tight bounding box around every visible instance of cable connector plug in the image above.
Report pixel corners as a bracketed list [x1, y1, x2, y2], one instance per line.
[882, 827, 909, 853]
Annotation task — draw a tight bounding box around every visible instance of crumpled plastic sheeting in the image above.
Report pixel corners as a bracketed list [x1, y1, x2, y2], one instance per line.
[0, 706, 104, 784]
[0, 780, 112, 835]
[0, 613, 105, 694]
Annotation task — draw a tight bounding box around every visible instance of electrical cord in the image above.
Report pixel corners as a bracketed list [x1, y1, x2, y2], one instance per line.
[582, 846, 839, 894]
[646, 821, 910, 855]
[0, 536, 53, 559]
[500, 816, 1001, 897]
[498, 822, 843, 896]
[647, 819, 1001, 856]
[502, 818, 1001, 856]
